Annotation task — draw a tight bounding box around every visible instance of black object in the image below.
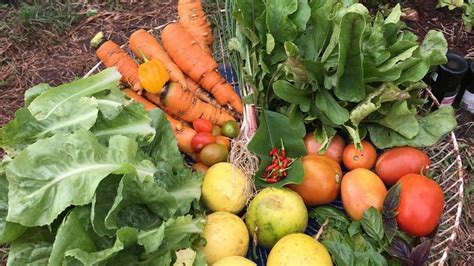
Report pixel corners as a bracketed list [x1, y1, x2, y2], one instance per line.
[453, 61, 474, 110]
[431, 53, 468, 106]
[459, 62, 474, 113]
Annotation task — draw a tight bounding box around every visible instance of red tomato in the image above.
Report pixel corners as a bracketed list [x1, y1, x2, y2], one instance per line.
[396, 174, 444, 237]
[375, 147, 431, 185]
[193, 118, 213, 133]
[191, 132, 215, 152]
[342, 140, 377, 170]
[304, 133, 345, 163]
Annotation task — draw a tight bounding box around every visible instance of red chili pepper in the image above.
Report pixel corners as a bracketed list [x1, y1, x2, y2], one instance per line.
[282, 159, 288, 168]
[269, 148, 278, 156]
[283, 171, 288, 177]
[281, 149, 287, 159]
[265, 162, 277, 172]
[266, 178, 278, 183]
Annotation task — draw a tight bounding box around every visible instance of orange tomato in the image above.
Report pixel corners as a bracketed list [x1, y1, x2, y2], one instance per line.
[342, 140, 377, 170]
[396, 174, 444, 237]
[288, 155, 342, 206]
[341, 168, 387, 220]
[303, 133, 345, 163]
[215, 136, 231, 151]
[375, 147, 431, 185]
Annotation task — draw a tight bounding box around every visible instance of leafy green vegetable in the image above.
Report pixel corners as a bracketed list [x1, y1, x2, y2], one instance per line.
[0, 98, 99, 148]
[230, 0, 453, 149]
[0, 68, 205, 265]
[247, 109, 306, 187]
[6, 130, 156, 226]
[28, 68, 121, 121]
[368, 106, 457, 148]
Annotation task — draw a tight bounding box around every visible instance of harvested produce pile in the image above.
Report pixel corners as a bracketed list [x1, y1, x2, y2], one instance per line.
[0, 0, 463, 265]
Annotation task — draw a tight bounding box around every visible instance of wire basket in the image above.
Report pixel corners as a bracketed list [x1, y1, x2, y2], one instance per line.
[83, 7, 464, 266]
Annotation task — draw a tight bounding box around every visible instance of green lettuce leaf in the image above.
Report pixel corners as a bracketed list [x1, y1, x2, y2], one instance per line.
[24, 84, 51, 107]
[28, 68, 121, 121]
[266, 0, 299, 43]
[315, 89, 349, 125]
[137, 215, 204, 255]
[0, 97, 99, 148]
[0, 167, 26, 244]
[368, 106, 457, 148]
[369, 101, 418, 139]
[350, 83, 412, 126]
[91, 103, 155, 146]
[7, 227, 55, 266]
[6, 130, 156, 226]
[91, 175, 122, 237]
[335, 11, 366, 102]
[95, 87, 126, 120]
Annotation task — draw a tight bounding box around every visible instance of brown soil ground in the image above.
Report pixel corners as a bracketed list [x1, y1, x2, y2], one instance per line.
[0, 0, 472, 264]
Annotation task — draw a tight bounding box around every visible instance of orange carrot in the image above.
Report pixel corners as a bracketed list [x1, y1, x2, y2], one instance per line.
[178, 0, 214, 54]
[166, 115, 197, 156]
[161, 23, 243, 113]
[129, 29, 187, 88]
[123, 88, 157, 111]
[145, 82, 235, 126]
[96, 41, 142, 92]
[122, 88, 196, 155]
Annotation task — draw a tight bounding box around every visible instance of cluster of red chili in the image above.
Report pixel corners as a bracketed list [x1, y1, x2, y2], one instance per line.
[261, 147, 295, 183]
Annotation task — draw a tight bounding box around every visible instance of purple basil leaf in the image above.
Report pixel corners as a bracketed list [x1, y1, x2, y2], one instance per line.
[385, 236, 412, 259]
[383, 217, 398, 242]
[383, 183, 401, 219]
[410, 238, 431, 266]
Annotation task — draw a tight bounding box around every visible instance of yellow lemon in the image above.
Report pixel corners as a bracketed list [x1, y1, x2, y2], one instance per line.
[201, 162, 251, 213]
[267, 233, 333, 266]
[202, 212, 249, 264]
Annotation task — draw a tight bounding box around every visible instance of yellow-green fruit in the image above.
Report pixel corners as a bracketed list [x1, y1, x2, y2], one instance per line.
[202, 212, 249, 265]
[201, 162, 251, 213]
[245, 187, 308, 248]
[213, 256, 256, 266]
[267, 233, 333, 266]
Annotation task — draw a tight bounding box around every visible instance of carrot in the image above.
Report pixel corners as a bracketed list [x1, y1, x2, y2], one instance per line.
[166, 115, 197, 156]
[129, 29, 187, 88]
[122, 88, 196, 156]
[161, 23, 243, 114]
[96, 41, 142, 92]
[145, 82, 235, 126]
[178, 0, 214, 54]
[123, 88, 157, 111]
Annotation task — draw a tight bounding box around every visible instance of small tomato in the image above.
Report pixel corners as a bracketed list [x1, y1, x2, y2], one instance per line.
[192, 163, 209, 174]
[191, 132, 215, 152]
[221, 120, 239, 138]
[193, 118, 213, 133]
[215, 136, 231, 151]
[342, 140, 377, 170]
[200, 143, 229, 166]
[304, 133, 345, 163]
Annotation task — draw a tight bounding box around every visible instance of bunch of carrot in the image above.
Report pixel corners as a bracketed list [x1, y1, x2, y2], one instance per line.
[95, 0, 243, 156]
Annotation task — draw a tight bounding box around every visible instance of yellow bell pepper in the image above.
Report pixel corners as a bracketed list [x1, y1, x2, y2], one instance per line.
[138, 58, 169, 94]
